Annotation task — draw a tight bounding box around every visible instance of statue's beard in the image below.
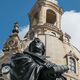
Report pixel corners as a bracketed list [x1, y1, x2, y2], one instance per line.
[32, 47, 42, 53]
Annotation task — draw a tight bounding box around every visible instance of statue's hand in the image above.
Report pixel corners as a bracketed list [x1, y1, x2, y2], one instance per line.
[44, 62, 69, 78]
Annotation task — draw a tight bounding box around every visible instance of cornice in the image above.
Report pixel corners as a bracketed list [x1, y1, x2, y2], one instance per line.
[30, 23, 63, 35]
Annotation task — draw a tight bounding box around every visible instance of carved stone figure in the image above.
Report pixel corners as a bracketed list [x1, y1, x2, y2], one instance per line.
[1, 38, 69, 80]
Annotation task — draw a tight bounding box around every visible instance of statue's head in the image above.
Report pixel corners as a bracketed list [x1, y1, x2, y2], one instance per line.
[29, 38, 45, 56]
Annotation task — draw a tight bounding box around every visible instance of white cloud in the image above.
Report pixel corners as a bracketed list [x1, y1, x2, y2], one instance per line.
[19, 25, 29, 40]
[0, 50, 4, 57]
[61, 11, 80, 50]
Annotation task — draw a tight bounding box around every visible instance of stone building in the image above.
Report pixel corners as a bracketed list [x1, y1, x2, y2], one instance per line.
[0, 0, 80, 80]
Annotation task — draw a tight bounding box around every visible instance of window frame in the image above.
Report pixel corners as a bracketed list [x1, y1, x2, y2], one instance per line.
[65, 51, 79, 74]
[69, 57, 76, 73]
[46, 9, 56, 24]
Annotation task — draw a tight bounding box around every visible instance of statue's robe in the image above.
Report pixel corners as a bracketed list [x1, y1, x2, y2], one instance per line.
[10, 52, 66, 80]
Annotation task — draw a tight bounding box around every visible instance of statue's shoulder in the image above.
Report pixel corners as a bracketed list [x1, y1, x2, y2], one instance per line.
[11, 53, 30, 60]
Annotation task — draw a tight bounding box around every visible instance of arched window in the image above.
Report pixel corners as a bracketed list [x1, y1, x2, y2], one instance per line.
[69, 57, 76, 73]
[32, 12, 39, 26]
[46, 9, 56, 24]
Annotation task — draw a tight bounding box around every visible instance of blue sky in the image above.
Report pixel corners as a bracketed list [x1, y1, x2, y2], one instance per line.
[0, 0, 80, 50]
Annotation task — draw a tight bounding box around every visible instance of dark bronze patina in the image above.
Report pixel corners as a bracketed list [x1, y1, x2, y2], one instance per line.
[2, 38, 69, 80]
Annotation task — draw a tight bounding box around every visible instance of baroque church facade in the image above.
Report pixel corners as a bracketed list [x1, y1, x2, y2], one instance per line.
[0, 0, 80, 80]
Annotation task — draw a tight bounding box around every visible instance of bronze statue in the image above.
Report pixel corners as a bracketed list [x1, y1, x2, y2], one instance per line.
[1, 38, 69, 80]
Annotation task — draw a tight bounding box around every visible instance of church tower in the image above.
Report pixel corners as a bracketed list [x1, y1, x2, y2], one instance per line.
[25, 1, 80, 80]
[1, 0, 80, 80]
[28, 0, 63, 39]
[25, 0, 65, 64]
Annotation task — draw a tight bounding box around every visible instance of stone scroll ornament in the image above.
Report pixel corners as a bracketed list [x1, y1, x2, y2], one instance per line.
[1, 38, 69, 80]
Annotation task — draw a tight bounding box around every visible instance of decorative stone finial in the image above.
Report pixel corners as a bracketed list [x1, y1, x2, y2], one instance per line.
[12, 22, 19, 33]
